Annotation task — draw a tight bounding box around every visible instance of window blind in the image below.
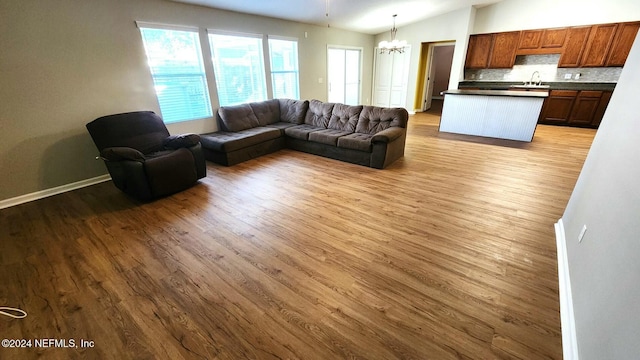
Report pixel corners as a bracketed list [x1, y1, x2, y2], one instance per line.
[138, 26, 212, 123]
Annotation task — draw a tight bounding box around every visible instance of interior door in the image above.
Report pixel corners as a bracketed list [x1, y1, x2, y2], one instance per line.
[424, 45, 436, 111]
[373, 46, 411, 108]
[328, 47, 361, 105]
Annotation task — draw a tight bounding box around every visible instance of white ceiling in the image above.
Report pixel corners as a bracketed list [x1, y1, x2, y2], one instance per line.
[170, 0, 503, 34]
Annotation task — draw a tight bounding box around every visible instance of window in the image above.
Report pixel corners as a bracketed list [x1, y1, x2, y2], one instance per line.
[268, 38, 300, 99]
[209, 32, 267, 106]
[138, 24, 212, 123]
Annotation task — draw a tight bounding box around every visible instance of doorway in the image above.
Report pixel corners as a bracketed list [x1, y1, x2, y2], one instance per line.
[327, 46, 362, 105]
[418, 42, 455, 111]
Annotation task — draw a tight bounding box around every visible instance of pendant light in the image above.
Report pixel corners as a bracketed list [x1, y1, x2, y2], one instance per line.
[378, 14, 407, 54]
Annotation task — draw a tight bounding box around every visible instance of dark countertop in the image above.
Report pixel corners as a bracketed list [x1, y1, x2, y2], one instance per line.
[442, 89, 549, 98]
[458, 81, 616, 91]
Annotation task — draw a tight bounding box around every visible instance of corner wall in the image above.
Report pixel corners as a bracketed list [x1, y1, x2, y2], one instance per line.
[0, 0, 374, 202]
[559, 32, 640, 359]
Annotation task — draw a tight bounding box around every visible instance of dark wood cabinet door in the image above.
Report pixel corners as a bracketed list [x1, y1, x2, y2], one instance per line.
[606, 22, 640, 66]
[559, 26, 591, 67]
[569, 91, 603, 126]
[519, 30, 543, 50]
[465, 34, 493, 68]
[541, 28, 568, 48]
[592, 91, 613, 127]
[488, 31, 520, 68]
[581, 24, 618, 67]
[539, 90, 578, 125]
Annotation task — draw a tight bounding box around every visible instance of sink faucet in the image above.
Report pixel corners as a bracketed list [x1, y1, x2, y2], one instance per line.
[529, 71, 541, 85]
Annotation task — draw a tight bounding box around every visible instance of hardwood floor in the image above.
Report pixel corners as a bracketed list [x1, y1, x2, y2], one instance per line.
[0, 113, 596, 359]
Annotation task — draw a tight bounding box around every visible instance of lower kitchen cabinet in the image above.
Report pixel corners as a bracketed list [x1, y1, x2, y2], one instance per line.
[539, 90, 612, 128]
[592, 91, 613, 127]
[539, 90, 577, 125]
[569, 91, 603, 126]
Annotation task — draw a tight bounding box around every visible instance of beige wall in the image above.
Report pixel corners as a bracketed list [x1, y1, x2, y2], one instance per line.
[0, 0, 374, 202]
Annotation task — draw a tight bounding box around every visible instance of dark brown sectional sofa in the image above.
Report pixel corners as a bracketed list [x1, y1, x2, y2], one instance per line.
[200, 99, 409, 169]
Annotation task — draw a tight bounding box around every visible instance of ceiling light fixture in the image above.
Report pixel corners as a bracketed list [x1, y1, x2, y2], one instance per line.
[378, 14, 406, 54]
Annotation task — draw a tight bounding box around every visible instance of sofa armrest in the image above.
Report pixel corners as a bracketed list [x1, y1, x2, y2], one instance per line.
[100, 147, 146, 162]
[371, 127, 404, 143]
[163, 133, 201, 149]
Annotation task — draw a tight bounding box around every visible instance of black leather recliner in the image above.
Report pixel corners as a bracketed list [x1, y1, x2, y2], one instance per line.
[86, 111, 206, 200]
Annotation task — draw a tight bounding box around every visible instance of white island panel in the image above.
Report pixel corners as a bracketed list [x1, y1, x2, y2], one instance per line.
[439, 90, 546, 142]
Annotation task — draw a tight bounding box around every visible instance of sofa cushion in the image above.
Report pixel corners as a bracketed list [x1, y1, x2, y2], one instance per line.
[265, 122, 298, 134]
[304, 100, 334, 128]
[101, 147, 146, 162]
[217, 103, 260, 132]
[328, 104, 362, 132]
[337, 133, 374, 152]
[250, 99, 281, 126]
[279, 99, 309, 124]
[200, 127, 281, 152]
[284, 124, 323, 140]
[163, 133, 201, 149]
[356, 106, 409, 135]
[308, 129, 352, 146]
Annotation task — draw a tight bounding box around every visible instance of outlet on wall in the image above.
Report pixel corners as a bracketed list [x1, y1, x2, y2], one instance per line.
[564, 73, 572, 79]
[578, 224, 587, 243]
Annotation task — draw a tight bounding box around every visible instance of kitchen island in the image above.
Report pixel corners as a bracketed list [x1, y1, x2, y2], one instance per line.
[439, 89, 548, 142]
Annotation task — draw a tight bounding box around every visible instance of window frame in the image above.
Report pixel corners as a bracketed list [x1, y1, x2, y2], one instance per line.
[136, 21, 213, 124]
[207, 30, 269, 107]
[268, 35, 300, 100]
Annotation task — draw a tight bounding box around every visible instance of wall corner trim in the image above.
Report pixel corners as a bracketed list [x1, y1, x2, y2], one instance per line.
[555, 218, 580, 360]
[0, 175, 112, 210]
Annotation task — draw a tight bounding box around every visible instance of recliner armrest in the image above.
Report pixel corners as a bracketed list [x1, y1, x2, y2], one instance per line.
[100, 147, 146, 162]
[371, 127, 404, 143]
[163, 133, 201, 149]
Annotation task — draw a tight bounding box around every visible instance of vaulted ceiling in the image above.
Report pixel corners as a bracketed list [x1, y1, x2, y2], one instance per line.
[169, 0, 503, 34]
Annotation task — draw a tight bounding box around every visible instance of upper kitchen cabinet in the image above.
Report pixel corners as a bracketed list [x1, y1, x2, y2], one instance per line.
[558, 22, 638, 68]
[558, 26, 591, 67]
[606, 21, 640, 66]
[580, 23, 618, 67]
[518, 28, 567, 54]
[488, 31, 521, 68]
[541, 28, 568, 48]
[465, 34, 493, 68]
[465, 21, 639, 70]
[518, 30, 543, 50]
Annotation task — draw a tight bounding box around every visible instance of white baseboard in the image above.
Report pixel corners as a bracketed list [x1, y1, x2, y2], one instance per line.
[0, 174, 111, 210]
[555, 218, 579, 360]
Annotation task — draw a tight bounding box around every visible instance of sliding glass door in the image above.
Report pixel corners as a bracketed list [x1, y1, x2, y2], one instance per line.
[327, 47, 361, 105]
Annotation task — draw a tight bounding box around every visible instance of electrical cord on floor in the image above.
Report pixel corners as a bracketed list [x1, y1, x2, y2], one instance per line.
[0, 307, 27, 319]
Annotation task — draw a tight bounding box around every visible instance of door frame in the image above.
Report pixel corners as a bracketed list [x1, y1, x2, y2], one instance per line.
[421, 41, 455, 111]
[326, 45, 363, 105]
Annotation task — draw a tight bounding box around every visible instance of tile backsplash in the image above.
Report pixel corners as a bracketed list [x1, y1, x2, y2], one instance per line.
[465, 54, 622, 83]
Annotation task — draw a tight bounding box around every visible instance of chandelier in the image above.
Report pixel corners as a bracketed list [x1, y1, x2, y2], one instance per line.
[378, 14, 407, 54]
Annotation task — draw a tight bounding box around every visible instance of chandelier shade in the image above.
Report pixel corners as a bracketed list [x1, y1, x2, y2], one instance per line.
[378, 14, 406, 54]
